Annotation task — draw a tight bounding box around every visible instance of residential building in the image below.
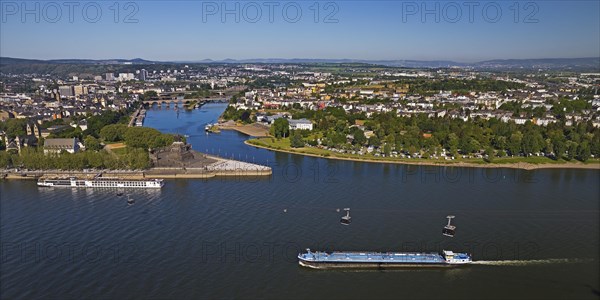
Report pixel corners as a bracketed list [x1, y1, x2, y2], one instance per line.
[73, 85, 88, 96]
[43, 138, 80, 154]
[118, 73, 135, 81]
[58, 86, 74, 97]
[289, 119, 314, 131]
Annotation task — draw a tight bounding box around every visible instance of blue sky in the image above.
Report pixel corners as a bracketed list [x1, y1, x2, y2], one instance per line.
[1, 1, 599, 62]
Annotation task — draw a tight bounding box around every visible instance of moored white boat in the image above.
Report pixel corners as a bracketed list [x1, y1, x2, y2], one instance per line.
[37, 177, 164, 189]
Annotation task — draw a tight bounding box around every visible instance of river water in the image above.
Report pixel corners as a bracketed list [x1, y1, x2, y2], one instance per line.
[1, 103, 599, 299]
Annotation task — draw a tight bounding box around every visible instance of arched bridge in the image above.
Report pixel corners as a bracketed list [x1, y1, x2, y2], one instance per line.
[143, 96, 230, 106]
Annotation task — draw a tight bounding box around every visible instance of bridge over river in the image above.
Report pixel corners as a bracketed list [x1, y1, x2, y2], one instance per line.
[142, 96, 230, 106]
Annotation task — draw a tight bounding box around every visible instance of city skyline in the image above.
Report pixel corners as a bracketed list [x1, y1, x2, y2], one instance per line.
[1, 1, 599, 62]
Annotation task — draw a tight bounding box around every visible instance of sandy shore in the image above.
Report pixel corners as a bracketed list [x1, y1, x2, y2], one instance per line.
[217, 123, 270, 137]
[245, 141, 600, 170]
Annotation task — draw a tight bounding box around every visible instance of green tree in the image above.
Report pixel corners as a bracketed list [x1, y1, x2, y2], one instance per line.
[123, 127, 173, 149]
[85, 151, 105, 168]
[522, 131, 544, 156]
[0, 151, 12, 168]
[100, 124, 128, 142]
[566, 141, 578, 160]
[383, 143, 392, 156]
[352, 129, 367, 145]
[125, 148, 151, 169]
[84, 110, 127, 137]
[484, 146, 494, 162]
[591, 134, 600, 158]
[326, 131, 346, 147]
[141, 90, 158, 101]
[493, 136, 508, 151]
[446, 133, 459, 154]
[290, 131, 304, 148]
[368, 136, 381, 148]
[508, 131, 523, 156]
[3, 119, 27, 138]
[577, 141, 591, 162]
[468, 138, 481, 153]
[149, 134, 175, 149]
[270, 118, 289, 138]
[84, 136, 102, 151]
[458, 137, 472, 154]
[240, 110, 251, 123]
[553, 138, 566, 159]
[543, 138, 554, 156]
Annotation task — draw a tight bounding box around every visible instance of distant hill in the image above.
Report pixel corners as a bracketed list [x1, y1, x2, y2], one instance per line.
[473, 57, 600, 70]
[175, 57, 599, 70]
[0, 57, 49, 65]
[182, 58, 467, 68]
[1, 56, 599, 72]
[0, 57, 168, 77]
[0, 57, 156, 65]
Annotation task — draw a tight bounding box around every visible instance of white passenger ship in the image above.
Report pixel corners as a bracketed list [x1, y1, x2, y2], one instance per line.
[37, 177, 164, 189]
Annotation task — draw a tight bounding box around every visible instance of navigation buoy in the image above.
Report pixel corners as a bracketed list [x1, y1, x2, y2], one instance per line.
[442, 215, 456, 237]
[340, 208, 351, 225]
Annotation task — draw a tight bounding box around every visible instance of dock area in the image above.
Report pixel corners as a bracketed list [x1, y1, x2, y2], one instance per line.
[1, 153, 271, 181]
[1, 140, 271, 181]
[145, 155, 271, 178]
[128, 107, 146, 127]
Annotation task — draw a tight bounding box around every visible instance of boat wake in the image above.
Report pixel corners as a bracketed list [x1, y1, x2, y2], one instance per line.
[472, 258, 593, 266]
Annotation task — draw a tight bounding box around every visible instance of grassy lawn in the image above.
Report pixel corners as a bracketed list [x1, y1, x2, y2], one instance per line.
[249, 138, 444, 162]
[249, 137, 291, 149]
[247, 138, 600, 166]
[111, 147, 128, 157]
[306, 132, 324, 140]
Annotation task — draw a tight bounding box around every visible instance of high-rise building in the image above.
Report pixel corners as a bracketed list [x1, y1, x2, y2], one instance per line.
[118, 73, 135, 81]
[73, 85, 88, 96]
[58, 86, 74, 97]
[139, 69, 148, 81]
[105, 73, 115, 81]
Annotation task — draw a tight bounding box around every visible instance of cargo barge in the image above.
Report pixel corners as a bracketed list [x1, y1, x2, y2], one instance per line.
[298, 249, 471, 269]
